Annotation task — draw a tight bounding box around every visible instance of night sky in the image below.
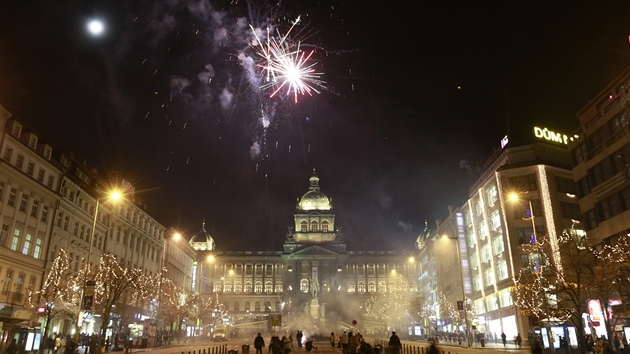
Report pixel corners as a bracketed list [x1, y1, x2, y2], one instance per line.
[0, 1, 628, 251]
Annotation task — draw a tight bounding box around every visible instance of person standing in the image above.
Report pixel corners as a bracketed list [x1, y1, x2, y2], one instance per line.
[282, 336, 291, 354]
[330, 332, 336, 351]
[296, 331, 303, 348]
[340, 331, 349, 354]
[388, 332, 401, 354]
[349, 332, 359, 354]
[516, 333, 522, 349]
[255, 333, 265, 354]
[501, 332, 507, 347]
[7, 338, 18, 354]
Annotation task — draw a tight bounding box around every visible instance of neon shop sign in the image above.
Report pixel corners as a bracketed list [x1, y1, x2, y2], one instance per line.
[534, 127, 570, 145]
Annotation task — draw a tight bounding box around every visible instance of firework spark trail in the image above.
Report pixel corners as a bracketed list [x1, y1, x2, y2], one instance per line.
[249, 16, 326, 103]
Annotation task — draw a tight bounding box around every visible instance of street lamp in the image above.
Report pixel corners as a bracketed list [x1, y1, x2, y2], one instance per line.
[76, 190, 122, 331]
[509, 192, 555, 354]
[442, 234, 470, 347]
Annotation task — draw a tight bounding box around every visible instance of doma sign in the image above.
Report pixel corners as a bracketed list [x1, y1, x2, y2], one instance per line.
[534, 127, 573, 145]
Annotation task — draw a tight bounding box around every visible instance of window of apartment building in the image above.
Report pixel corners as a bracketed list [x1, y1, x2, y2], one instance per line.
[37, 168, 45, 183]
[483, 268, 495, 287]
[19, 194, 28, 212]
[496, 260, 508, 281]
[472, 274, 481, 292]
[572, 141, 588, 165]
[492, 235, 504, 254]
[508, 174, 538, 192]
[63, 216, 69, 231]
[3, 147, 12, 161]
[8, 188, 16, 207]
[30, 200, 39, 218]
[485, 185, 498, 206]
[560, 202, 581, 220]
[469, 253, 479, 270]
[599, 193, 622, 221]
[486, 295, 499, 311]
[33, 238, 42, 259]
[587, 126, 608, 153]
[16, 154, 24, 169]
[467, 230, 476, 248]
[481, 244, 491, 263]
[26, 161, 34, 176]
[515, 225, 545, 245]
[0, 224, 8, 247]
[499, 289, 513, 307]
[265, 281, 273, 293]
[28, 135, 37, 149]
[2, 269, 13, 294]
[15, 273, 24, 293]
[555, 177, 576, 194]
[10, 229, 20, 251]
[47, 175, 54, 189]
[489, 209, 501, 231]
[22, 233, 32, 255]
[478, 220, 489, 240]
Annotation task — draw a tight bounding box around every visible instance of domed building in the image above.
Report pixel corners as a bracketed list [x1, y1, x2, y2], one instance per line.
[195, 170, 420, 336]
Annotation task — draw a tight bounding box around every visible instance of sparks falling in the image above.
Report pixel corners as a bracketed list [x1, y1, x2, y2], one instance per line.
[250, 16, 325, 103]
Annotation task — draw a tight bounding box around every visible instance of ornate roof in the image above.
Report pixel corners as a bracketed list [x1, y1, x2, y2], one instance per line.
[189, 221, 215, 251]
[297, 169, 332, 211]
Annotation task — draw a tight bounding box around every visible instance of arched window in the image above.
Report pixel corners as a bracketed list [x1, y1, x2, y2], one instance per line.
[310, 220, 318, 231]
[224, 281, 232, 293]
[358, 281, 366, 293]
[213, 282, 222, 292]
[244, 301, 251, 311]
[300, 221, 308, 232]
[388, 281, 396, 292]
[244, 280, 252, 293]
[321, 221, 329, 232]
[275, 281, 283, 293]
[255, 280, 263, 293]
[347, 282, 355, 293]
[378, 281, 386, 293]
[264, 301, 272, 312]
[234, 281, 243, 293]
[368, 281, 376, 293]
[254, 301, 261, 312]
[275, 301, 282, 311]
[265, 281, 273, 293]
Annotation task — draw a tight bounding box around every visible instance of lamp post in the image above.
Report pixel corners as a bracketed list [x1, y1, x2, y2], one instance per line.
[75, 190, 121, 333]
[509, 192, 554, 354]
[442, 234, 470, 347]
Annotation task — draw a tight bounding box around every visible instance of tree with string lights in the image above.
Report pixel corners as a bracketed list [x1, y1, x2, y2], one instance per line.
[364, 283, 416, 331]
[90, 253, 149, 348]
[29, 249, 76, 354]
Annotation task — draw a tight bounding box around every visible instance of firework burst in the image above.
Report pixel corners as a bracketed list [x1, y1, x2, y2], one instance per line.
[250, 16, 325, 103]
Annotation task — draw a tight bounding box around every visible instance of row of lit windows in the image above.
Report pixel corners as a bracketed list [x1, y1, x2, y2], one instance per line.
[299, 220, 329, 232]
[224, 300, 282, 313]
[345, 263, 411, 276]
[0, 224, 44, 260]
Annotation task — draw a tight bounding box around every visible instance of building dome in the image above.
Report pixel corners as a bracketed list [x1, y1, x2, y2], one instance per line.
[297, 170, 332, 211]
[189, 221, 215, 251]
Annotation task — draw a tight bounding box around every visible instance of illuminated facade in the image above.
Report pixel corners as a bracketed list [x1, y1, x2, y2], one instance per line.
[431, 141, 579, 342]
[569, 66, 630, 246]
[192, 171, 420, 336]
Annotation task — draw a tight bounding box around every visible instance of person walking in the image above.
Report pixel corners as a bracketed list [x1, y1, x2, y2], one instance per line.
[516, 334, 522, 349]
[388, 332, 402, 354]
[255, 333, 265, 354]
[340, 331, 349, 354]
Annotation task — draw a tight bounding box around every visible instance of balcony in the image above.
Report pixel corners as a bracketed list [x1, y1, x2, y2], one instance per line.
[0, 291, 26, 305]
